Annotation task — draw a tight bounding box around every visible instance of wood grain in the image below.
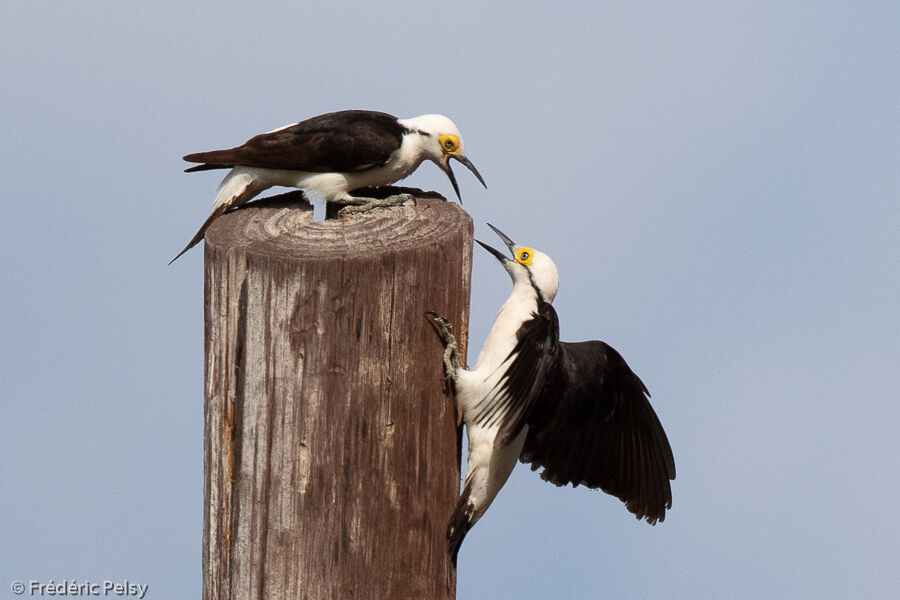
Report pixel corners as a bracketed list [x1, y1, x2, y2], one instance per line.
[202, 190, 471, 600]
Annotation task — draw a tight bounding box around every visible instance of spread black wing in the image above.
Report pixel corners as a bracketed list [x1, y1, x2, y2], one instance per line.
[520, 340, 675, 524]
[471, 302, 559, 447]
[183, 110, 406, 173]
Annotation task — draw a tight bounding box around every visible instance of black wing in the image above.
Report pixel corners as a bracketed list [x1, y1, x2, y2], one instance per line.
[520, 340, 675, 524]
[183, 110, 406, 173]
[471, 302, 559, 447]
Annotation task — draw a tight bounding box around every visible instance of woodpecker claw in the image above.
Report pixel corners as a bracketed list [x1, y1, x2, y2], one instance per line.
[336, 193, 414, 216]
[424, 312, 461, 390]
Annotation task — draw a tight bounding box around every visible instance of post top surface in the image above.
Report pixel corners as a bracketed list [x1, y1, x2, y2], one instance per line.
[205, 188, 473, 260]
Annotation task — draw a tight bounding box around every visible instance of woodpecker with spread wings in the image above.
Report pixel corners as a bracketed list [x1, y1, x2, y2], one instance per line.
[427, 225, 675, 562]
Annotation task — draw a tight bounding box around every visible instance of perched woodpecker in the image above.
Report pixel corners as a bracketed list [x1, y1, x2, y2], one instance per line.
[427, 225, 675, 562]
[171, 109, 486, 263]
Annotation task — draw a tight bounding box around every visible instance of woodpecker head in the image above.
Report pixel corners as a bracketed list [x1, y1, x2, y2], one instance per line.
[477, 224, 559, 304]
[404, 114, 486, 202]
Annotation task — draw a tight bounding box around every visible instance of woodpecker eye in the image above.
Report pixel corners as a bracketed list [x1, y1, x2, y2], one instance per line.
[516, 248, 534, 266]
[439, 134, 459, 153]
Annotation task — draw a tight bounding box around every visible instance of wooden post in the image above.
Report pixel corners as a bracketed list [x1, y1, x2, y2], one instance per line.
[202, 190, 471, 600]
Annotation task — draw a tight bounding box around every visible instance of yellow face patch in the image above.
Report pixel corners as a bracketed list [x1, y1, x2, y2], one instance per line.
[515, 247, 534, 266]
[438, 134, 460, 154]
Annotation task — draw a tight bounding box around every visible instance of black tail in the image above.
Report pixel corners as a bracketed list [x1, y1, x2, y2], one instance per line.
[447, 481, 476, 565]
[184, 163, 229, 173]
[169, 204, 227, 264]
[183, 150, 237, 172]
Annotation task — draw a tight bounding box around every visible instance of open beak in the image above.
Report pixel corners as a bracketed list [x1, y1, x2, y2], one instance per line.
[475, 239, 509, 263]
[475, 223, 517, 263]
[487, 223, 516, 253]
[442, 155, 487, 203]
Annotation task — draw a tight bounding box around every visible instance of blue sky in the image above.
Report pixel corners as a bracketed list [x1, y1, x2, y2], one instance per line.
[2, 2, 898, 598]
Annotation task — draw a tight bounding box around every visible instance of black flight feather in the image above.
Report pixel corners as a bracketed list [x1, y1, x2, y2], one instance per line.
[519, 340, 675, 524]
[472, 302, 560, 447]
[183, 110, 407, 173]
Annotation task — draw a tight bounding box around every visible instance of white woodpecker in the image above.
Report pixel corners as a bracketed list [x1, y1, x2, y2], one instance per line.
[172, 109, 485, 263]
[427, 224, 675, 562]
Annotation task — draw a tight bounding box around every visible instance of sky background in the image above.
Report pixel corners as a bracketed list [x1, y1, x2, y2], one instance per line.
[2, 1, 899, 598]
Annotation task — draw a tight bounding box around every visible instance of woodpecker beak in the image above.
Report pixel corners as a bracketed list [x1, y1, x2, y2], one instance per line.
[487, 223, 516, 254]
[476, 223, 517, 264]
[442, 155, 487, 203]
[476, 239, 509, 263]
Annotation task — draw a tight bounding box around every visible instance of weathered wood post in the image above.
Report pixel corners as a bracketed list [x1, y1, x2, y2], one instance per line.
[202, 191, 470, 600]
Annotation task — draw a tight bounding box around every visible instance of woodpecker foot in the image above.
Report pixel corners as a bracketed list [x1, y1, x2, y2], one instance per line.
[424, 312, 461, 384]
[337, 193, 415, 215]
